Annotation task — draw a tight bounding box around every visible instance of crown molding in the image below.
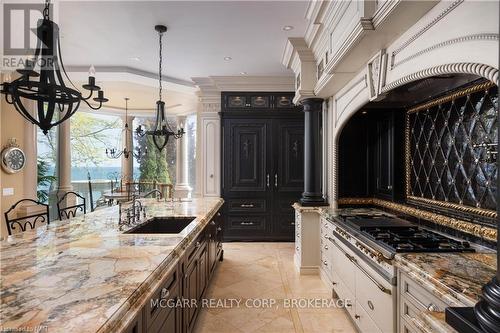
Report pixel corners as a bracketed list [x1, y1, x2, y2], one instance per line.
[66, 65, 197, 94]
[192, 76, 295, 96]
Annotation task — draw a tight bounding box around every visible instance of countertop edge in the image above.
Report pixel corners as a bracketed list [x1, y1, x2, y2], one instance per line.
[97, 199, 224, 333]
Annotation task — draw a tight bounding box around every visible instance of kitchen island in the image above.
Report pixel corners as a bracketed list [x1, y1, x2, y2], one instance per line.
[0, 198, 223, 333]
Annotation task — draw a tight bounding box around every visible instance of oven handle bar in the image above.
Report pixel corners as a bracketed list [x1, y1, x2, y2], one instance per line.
[326, 236, 392, 296]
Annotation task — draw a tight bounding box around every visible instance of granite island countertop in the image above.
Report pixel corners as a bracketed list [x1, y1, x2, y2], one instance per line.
[0, 198, 223, 333]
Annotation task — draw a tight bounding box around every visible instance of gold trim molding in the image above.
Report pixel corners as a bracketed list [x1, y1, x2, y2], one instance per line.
[404, 81, 497, 219]
[407, 81, 496, 114]
[407, 196, 497, 219]
[337, 197, 497, 242]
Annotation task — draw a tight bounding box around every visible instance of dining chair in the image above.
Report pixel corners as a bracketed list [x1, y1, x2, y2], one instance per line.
[4, 199, 50, 235]
[57, 191, 86, 220]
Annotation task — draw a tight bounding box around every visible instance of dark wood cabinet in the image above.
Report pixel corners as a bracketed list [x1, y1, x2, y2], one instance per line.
[370, 111, 404, 201]
[223, 92, 296, 111]
[124, 208, 224, 333]
[338, 109, 404, 201]
[221, 92, 303, 241]
[123, 312, 143, 333]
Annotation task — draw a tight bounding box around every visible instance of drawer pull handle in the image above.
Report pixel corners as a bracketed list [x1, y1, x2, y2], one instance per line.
[355, 314, 360, 319]
[240, 204, 254, 208]
[332, 281, 337, 286]
[368, 300, 374, 310]
[296, 246, 299, 251]
[290, 222, 295, 225]
[266, 174, 270, 188]
[210, 221, 216, 225]
[217, 227, 222, 231]
[323, 260, 328, 266]
[324, 245, 328, 250]
[241, 222, 254, 225]
[217, 212, 221, 217]
[346, 303, 352, 307]
[427, 303, 439, 312]
[196, 241, 201, 248]
[161, 288, 170, 299]
[327, 235, 392, 296]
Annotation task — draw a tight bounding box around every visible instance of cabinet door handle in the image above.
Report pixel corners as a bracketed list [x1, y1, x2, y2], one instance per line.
[355, 314, 360, 319]
[240, 204, 254, 208]
[274, 174, 278, 187]
[161, 288, 170, 299]
[217, 227, 222, 231]
[266, 174, 270, 188]
[240, 222, 254, 225]
[196, 241, 201, 248]
[217, 212, 221, 217]
[323, 260, 328, 266]
[324, 245, 328, 250]
[368, 300, 374, 310]
[210, 221, 216, 225]
[290, 222, 295, 225]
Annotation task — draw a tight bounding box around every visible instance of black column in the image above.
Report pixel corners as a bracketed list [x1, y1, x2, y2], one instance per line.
[299, 98, 328, 206]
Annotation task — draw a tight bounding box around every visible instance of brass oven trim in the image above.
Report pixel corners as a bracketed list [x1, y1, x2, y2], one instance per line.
[337, 197, 497, 242]
[404, 81, 497, 219]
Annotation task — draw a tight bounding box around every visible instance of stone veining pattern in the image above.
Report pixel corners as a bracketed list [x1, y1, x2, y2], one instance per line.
[0, 198, 223, 333]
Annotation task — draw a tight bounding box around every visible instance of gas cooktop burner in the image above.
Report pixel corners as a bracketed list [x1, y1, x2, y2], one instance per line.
[361, 226, 474, 253]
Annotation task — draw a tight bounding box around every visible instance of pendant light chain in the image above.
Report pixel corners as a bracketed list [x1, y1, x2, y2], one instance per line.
[43, 0, 50, 19]
[158, 31, 163, 102]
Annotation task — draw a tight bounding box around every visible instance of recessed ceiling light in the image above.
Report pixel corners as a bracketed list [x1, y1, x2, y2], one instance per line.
[240, 71, 248, 75]
[129, 56, 141, 62]
[224, 56, 232, 61]
[283, 25, 294, 31]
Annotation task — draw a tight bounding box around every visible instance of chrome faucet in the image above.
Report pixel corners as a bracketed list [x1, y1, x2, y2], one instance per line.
[119, 195, 146, 228]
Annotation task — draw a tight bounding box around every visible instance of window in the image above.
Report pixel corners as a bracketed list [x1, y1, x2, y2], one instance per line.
[134, 116, 177, 185]
[69, 112, 122, 207]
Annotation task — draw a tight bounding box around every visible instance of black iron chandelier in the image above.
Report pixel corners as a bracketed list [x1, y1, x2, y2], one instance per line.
[0, 0, 108, 134]
[135, 25, 184, 151]
[105, 98, 146, 159]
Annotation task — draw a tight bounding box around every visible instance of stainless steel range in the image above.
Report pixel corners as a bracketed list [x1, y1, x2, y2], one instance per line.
[322, 208, 476, 333]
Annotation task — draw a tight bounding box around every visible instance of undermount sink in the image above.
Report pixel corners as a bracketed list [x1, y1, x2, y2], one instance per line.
[125, 217, 196, 234]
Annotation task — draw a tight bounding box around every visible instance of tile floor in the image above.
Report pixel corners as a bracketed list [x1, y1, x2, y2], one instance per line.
[194, 242, 357, 333]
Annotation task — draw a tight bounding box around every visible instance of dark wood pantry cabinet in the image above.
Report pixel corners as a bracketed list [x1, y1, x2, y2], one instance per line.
[221, 92, 304, 241]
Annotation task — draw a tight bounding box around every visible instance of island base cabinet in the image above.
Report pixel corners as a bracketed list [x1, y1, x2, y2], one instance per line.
[126, 208, 223, 333]
[144, 265, 182, 333]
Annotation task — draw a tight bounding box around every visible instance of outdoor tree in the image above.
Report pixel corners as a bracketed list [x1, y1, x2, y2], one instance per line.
[135, 117, 176, 184]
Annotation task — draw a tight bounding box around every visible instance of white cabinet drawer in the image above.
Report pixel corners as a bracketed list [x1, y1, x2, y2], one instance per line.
[332, 270, 356, 319]
[328, 236, 356, 294]
[400, 272, 448, 312]
[355, 259, 395, 333]
[400, 317, 419, 333]
[354, 300, 383, 333]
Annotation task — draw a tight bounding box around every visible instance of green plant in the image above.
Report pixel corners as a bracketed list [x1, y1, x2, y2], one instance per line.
[37, 159, 56, 202]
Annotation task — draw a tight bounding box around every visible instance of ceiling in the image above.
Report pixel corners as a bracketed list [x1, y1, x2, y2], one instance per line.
[58, 1, 309, 81]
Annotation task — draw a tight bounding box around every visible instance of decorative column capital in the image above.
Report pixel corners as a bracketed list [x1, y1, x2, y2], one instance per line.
[301, 98, 324, 112]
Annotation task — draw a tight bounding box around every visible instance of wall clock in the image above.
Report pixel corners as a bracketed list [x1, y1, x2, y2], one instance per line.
[1, 140, 26, 174]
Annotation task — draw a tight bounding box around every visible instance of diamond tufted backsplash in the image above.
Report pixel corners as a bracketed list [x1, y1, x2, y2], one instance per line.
[407, 82, 497, 218]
